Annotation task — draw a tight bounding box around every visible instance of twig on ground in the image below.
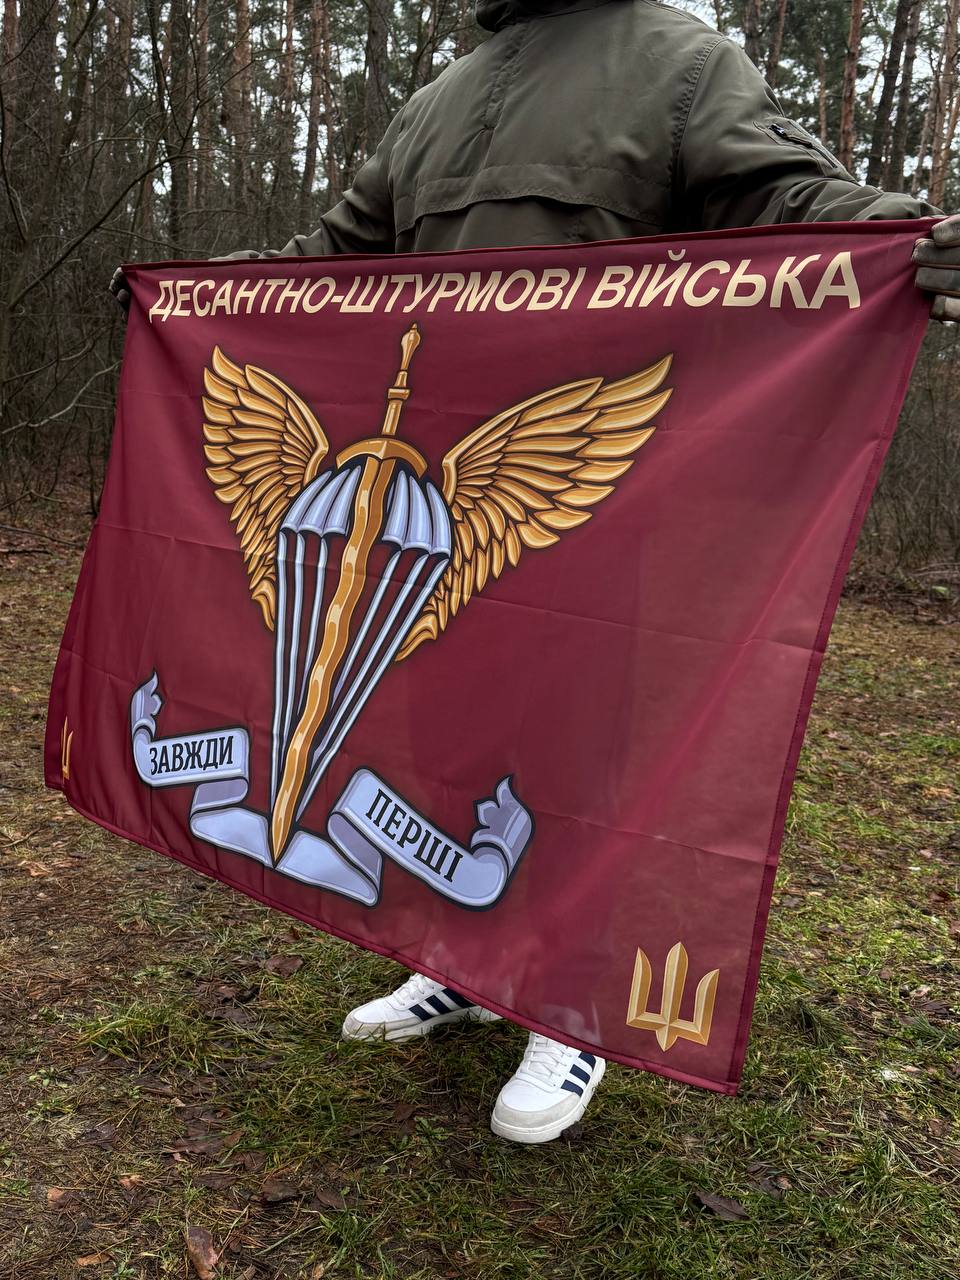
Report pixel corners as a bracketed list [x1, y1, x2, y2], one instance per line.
[0, 522, 83, 549]
[0, 826, 44, 849]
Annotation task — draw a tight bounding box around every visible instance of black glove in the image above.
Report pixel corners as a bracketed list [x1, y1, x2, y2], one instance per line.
[914, 215, 960, 322]
[109, 267, 131, 314]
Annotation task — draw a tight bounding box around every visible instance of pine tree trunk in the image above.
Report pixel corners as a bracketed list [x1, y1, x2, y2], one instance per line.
[1, 0, 20, 152]
[456, 0, 475, 55]
[165, 0, 191, 246]
[412, 0, 440, 93]
[320, 0, 340, 204]
[300, 0, 324, 227]
[137, 138, 158, 242]
[743, 0, 763, 69]
[115, 0, 134, 169]
[279, 0, 296, 202]
[817, 48, 829, 144]
[913, 42, 943, 197]
[765, 0, 789, 88]
[929, 0, 960, 207]
[838, 0, 865, 170]
[59, 0, 93, 162]
[7, 1, 55, 224]
[0, 0, 56, 406]
[887, 0, 921, 189]
[0, 0, 17, 66]
[231, 0, 253, 226]
[195, 0, 210, 216]
[866, 0, 912, 187]
[364, 0, 391, 157]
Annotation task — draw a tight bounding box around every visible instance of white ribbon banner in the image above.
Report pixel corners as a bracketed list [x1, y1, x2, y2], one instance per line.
[130, 674, 533, 909]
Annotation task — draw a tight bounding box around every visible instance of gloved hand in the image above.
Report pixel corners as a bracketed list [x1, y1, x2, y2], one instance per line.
[109, 252, 268, 314]
[914, 215, 960, 321]
[109, 267, 130, 314]
[209, 250, 265, 261]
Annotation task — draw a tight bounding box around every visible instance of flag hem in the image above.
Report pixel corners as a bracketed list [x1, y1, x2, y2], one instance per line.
[47, 784, 741, 1095]
[724, 296, 932, 1085]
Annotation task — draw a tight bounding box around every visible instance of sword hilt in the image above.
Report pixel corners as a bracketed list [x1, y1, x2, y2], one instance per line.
[380, 324, 421, 437]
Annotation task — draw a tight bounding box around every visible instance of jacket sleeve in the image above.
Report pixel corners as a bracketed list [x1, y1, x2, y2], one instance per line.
[675, 38, 939, 231]
[222, 113, 400, 260]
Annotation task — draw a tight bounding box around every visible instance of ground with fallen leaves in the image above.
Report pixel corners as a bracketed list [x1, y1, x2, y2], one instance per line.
[0, 512, 958, 1280]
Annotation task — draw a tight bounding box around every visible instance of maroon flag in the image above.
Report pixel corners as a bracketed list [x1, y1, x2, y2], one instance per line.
[46, 223, 931, 1092]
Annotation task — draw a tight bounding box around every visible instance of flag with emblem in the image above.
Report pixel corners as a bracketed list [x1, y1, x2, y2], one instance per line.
[45, 222, 932, 1092]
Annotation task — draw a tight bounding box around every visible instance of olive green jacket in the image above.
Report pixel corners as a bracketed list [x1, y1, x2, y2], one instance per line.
[253, 0, 934, 259]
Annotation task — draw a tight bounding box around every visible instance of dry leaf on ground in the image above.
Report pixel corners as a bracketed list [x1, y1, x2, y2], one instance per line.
[260, 1176, 301, 1203]
[174, 1129, 242, 1156]
[310, 1189, 347, 1211]
[694, 1190, 750, 1221]
[46, 1186, 74, 1210]
[195, 1170, 238, 1190]
[186, 1225, 219, 1279]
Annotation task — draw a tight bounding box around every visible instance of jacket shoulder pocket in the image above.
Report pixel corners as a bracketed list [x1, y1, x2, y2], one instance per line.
[754, 119, 852, 179]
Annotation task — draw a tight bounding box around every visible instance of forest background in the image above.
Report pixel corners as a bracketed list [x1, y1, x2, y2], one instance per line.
[0, 0, 958, 581]
[0, 7, 958, 1274]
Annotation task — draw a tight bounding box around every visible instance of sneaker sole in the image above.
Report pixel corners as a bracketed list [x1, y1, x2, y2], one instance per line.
[341, 1005, 501, 1043]
[490, 1058, 606, 1144]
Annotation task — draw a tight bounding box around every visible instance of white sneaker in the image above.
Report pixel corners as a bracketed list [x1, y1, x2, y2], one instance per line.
[341, 971, 501, 1042]
[490, 1033, 606, 1144]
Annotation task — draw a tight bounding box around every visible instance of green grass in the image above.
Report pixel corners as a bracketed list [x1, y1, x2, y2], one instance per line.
[0, 537, 958, 1279]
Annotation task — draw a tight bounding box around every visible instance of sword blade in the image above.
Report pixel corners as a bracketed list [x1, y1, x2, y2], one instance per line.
[270, 453, 396, 862]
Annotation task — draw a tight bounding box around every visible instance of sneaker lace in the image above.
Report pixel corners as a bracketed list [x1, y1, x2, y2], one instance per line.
[391, 971, 442, 1007]
[516, 1033, 575, 1089]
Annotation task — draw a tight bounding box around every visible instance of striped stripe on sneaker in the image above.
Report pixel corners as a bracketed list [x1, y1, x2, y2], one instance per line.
[413, 987, 476, 1020]
[342, 972, 501, 1042]
[561, 1051, 598, 1096]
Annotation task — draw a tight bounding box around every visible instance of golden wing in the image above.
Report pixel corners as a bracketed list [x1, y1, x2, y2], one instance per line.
[202, 347, 328, 629]
[397, 354, 672, 660]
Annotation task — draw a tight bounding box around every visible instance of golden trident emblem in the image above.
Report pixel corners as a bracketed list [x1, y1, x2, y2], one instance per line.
[626, 943, 720, 1051]
[60, 717, 74, 780]
[202, 325, 673, 863]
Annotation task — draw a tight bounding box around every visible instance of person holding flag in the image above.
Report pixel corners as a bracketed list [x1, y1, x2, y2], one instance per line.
[112, 0, 960, 1143]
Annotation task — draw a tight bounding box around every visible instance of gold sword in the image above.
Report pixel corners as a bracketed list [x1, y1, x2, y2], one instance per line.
[269, 325, 426, 864]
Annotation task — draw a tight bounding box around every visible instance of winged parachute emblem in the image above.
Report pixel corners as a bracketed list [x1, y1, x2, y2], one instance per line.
[203, 326, 672, 864]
